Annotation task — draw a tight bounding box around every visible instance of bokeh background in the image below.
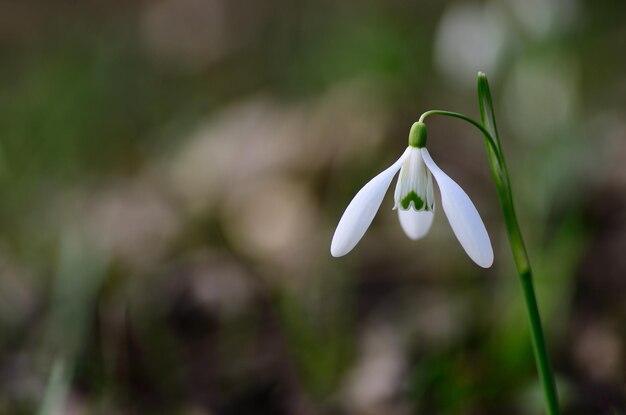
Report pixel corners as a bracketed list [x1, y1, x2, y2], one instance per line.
[0, 0, 625, 414]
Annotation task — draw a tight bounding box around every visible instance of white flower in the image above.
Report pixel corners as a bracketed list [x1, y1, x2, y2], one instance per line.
[330, 122, 493, 268]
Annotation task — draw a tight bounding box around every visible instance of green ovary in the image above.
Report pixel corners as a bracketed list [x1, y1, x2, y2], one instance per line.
[400, 191, 424, 210]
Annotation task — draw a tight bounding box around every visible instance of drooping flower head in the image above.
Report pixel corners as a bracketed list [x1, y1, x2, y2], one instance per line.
[330, 122, 493, 268]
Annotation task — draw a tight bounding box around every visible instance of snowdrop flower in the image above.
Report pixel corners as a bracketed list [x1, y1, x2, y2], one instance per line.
[330, 122, 493, 268]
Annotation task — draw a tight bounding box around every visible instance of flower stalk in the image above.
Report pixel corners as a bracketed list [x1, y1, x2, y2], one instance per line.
[420, 73, 560, 415]
[477, 73, 560, 415]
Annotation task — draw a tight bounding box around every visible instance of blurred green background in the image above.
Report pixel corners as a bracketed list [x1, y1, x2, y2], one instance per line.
[0, 0, 625, 414]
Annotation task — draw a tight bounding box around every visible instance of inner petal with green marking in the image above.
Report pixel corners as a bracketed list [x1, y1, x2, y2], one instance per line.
[394, 147, 434, 211]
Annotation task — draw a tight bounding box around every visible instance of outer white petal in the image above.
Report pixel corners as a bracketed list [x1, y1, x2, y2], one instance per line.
[331, 148, 411, 257]
[421, 148, 494, 268]
[398, 208, 434, 240]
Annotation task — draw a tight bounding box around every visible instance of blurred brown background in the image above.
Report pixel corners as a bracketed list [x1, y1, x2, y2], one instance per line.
[0, 0, 625, 414]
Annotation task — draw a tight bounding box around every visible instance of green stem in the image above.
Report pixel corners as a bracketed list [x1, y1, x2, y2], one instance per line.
[418, 110, 500, 157]
[420, 106, 560, 414]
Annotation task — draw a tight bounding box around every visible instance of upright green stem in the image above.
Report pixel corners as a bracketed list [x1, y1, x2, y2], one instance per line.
[419, 76, 560, 415]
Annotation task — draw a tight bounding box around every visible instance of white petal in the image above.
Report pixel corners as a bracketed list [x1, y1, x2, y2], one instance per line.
[393, 147, 433, 210]
[331, 148, 411, 257]
[398, 208, 434, 240]
[421, 148, 494, 268]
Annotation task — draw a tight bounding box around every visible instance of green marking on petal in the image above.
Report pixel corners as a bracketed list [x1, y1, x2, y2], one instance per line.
[401, 191, 424, 210]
